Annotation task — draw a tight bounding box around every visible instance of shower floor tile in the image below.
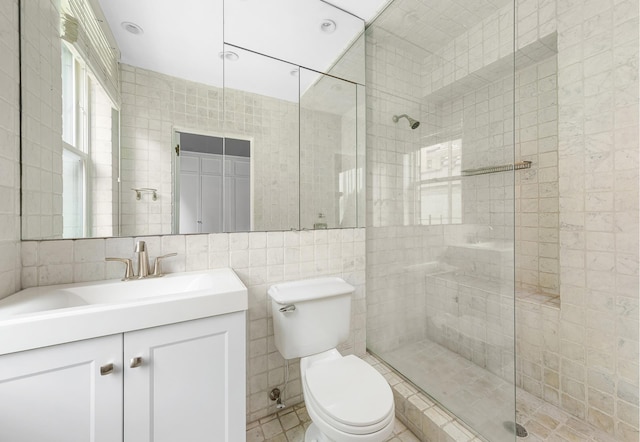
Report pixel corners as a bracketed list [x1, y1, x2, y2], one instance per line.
[246, 402, 419, 442]
[381, 340, 515, 441]
[515, 389, 619, 442]
[374, 340, 620, 442]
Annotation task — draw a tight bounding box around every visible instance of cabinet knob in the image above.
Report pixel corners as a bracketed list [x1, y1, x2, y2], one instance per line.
[100, 363, 114, 376]
[130, 356, 144, 368]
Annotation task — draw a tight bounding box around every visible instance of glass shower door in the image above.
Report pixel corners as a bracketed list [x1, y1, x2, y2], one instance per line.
[365, 0, 516, 440]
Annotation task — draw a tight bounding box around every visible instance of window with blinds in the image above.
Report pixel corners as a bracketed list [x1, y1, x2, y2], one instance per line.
[60, 0, 120, 105]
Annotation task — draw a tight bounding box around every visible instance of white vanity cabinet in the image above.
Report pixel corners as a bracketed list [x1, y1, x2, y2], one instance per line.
[0, 313, 245, 442]
[0, 334, 123, 442]
[124, 312, 246, 442]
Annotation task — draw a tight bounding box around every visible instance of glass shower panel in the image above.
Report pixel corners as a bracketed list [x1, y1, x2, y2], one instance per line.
[365, 1, 516, 441]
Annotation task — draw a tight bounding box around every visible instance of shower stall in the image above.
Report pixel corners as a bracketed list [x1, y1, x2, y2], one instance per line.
[366, 1, 518, 440]
[366, 0, 640, 440]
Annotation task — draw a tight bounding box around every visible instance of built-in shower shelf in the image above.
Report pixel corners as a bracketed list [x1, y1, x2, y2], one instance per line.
[423, 33, 557, 103]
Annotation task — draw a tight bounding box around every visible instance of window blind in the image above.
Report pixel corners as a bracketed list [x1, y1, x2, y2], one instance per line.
[61, 0, 121, 105]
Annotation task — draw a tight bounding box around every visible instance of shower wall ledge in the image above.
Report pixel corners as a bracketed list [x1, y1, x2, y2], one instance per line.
[516, 287, 560, 309]
[423, 32, 557, 103]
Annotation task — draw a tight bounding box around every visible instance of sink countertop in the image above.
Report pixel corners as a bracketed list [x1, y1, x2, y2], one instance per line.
[0, 268, 248, 355]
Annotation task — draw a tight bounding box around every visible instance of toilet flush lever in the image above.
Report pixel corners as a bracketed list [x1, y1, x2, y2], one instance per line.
[279, 304, 296, 313]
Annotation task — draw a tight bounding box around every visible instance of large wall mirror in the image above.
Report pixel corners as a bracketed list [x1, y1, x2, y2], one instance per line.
[20, 0, 365, 240]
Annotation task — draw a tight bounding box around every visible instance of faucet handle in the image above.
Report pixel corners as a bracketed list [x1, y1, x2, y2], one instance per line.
[106, 257, 135, 281]
[152, 253, 177, 277]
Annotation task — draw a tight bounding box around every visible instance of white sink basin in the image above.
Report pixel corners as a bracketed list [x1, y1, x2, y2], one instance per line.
[0, 268, 248, 355]
[0, 290, 87, 318]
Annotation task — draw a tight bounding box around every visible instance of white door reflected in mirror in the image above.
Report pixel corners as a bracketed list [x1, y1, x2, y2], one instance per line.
[176, 131, 252, 234]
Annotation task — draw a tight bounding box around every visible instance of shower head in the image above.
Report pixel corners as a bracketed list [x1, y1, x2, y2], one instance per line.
[392, 114, 420, 129]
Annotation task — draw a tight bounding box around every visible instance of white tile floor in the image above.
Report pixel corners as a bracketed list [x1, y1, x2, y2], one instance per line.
[248, 342, 623, 442]
[246, 402, 420, 442]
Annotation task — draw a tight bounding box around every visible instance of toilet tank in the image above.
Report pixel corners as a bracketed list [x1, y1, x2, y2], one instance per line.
[268, 277, 354, 359]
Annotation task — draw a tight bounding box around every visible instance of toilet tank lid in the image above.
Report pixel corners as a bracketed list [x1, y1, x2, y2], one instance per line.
[268, 277, 354, 304]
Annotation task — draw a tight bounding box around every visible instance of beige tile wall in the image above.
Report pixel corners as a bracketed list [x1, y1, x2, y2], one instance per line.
[0, 0, 21, 300]
[20, 0, 63, 239]
[21, 228, 366, 422]
[513, 1, 639, 440]
[515, 57, 560, 296]
[554, 0, 638, 438]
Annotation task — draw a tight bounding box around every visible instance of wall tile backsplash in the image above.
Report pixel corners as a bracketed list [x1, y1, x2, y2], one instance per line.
[21, 228, 366, 422]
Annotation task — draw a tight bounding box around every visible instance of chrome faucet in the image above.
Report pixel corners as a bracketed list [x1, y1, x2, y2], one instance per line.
[106, 241, 177, 281]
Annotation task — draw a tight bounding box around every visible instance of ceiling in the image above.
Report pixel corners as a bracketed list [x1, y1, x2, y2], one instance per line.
[372, 0, 512, 54]
[95, 0, 391, 101]
[322, 0, 392, 23]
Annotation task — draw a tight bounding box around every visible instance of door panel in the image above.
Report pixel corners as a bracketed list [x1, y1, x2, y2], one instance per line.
[179, 172, 200, 234]
[202, 174, 223, 233]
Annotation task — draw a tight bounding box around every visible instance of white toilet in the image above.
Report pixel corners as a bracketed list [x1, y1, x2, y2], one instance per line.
[268, 277, 394, 442]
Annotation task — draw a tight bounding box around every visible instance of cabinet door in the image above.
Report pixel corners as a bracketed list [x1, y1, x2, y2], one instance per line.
[0, 335, 123, 442]
[124, 313, 246, 442]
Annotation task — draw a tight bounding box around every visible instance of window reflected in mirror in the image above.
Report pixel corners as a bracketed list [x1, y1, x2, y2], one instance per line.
[60, 43, 119, 238]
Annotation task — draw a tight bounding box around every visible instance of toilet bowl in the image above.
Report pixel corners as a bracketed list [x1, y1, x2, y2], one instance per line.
[267, 278, 395, 442]
[301, 349, 394, 442]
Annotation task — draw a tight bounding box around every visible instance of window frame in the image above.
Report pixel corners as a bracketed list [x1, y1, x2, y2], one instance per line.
[416, 139, 462, 226]
[61, 42, 93, 237]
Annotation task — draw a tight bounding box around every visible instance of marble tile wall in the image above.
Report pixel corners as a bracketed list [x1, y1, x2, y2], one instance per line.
[20, 0, 63, 239]
[515, 57, 560, 296]
[510, 1, 639, 440]
[553, 0, 639, 438]
[21, 228, 366, 423]
[513, 1, 639, 440]
[0, 0, 21, 300]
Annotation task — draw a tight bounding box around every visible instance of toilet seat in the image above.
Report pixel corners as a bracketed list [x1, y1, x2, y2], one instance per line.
[303, 355, 394, 436]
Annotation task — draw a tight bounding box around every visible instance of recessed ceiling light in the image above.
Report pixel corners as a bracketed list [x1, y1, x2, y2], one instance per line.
[218, 51, 239, 61]
[121, 22, 143, 35]
[320, 19, 336, 34]
[403, 12, 419, 25]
